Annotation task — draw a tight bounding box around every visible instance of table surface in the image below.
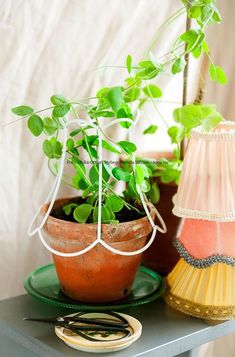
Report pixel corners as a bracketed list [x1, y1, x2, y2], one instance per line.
[0, 294, 235, 357]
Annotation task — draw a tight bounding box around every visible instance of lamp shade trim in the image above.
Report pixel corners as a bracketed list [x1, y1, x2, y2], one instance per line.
[191, 122, 235, 140]
[165, 292, 235, 320]
[173, 196, 235, 221]
[174, 238, 235, 268]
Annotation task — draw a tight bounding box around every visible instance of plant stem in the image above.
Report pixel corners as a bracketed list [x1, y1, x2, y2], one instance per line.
[180, 13, 191, 160]
[143, 7, 186, 56]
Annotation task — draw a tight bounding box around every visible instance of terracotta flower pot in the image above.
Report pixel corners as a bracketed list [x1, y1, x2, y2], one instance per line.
[41, 197, 154, 303]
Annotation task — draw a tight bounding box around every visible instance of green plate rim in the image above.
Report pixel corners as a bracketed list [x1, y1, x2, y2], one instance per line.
[24, 263, 166, 311]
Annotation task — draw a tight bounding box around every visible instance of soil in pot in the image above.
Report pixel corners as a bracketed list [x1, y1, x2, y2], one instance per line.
[41, 197, 154, 303]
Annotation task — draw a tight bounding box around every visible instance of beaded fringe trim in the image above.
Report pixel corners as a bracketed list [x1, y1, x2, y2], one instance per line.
[172, 202, 235, 222]
[165, 292, 235, 320]
[191, 122, 235, 140]
[174, 238, 235, 268]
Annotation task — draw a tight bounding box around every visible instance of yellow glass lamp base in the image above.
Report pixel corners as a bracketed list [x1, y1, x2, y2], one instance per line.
[165, 258, 235, 320]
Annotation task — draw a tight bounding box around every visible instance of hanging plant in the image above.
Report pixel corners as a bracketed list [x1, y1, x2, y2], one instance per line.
[10, 0, 227, 222]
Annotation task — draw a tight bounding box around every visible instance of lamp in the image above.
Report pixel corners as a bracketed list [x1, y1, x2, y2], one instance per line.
[173, 122, 235, 221]
[165, 122, 235, 320]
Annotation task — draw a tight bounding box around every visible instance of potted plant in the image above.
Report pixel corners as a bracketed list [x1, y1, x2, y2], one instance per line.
[10, 0, 226, 302]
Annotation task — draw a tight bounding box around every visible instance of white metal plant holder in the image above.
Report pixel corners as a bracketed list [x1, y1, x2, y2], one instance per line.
[28, 112, 167, 257]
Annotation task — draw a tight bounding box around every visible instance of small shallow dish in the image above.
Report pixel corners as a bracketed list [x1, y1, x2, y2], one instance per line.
[55, 312, 142, 353]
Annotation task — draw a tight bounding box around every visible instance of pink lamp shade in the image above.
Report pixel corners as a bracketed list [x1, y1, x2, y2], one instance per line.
[174, 218, 235, 268]
[173, 122, 235, 221]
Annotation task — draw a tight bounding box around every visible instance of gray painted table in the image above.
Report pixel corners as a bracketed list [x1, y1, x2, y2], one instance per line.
[0, 294, 235, 357]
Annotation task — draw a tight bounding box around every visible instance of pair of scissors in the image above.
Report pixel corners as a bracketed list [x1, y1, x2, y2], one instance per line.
[23, 311, 131, 342]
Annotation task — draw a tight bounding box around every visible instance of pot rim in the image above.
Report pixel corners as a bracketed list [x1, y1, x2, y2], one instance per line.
[41, 196, 155, 229]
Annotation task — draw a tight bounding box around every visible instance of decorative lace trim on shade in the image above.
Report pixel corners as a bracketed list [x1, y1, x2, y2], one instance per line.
[174, 238, 235, 268]
[191, 122, 235, 140]
[165, 292, 235, 320]
[173, 196, 235, 222]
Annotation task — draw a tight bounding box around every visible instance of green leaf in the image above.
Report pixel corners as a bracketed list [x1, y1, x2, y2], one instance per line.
[72, 169, 90, 189]
[112, 167, 131, 182]
[201, 5, 213, 23]
[161, 168, 180, 184]
[70, 157, 86, 174]
[180, 30, 204, 53]
[52, 103, 71, 117]
[212, 9, 221, 23]
[69, 128, 82, 137]
[69, 125, 92, 137]
[188, 6, 201, 19]
[180, 30, 198, 50]
[143, 84, 162, 98]
[43, 139, 53, 159]
[88, 146, 98, 158]
[124, 87, 140, 102]
[108, 87, 123, 112]
[117, 140, 137, 155]
[86, 135, 99, 146]
[124, 175, 139, 199]
[139, 60, 154, 68]
[102, 140, 121, 154]
[89, 165, 99, 185]
[106, 195, 124, 212]
[148, 182, 160, 204]
[43, 117, 58, 136]
[125, 77, 141, 87]
[54, 140, 63, 158]
[91, 110, 115, 118]
[78, 178, 90, 190]
[137, 162, 149, 179]
[43, 137, 62, 159]
[200, 104, 216, 118]
[140, 179, 151, 192]
[97, 87, 110, 99]
[73, 204, 92, 223]
[209, 64, 228, 85]
[63, 203, 79, 215]
[82, 185, 93, 199]
[66, 138, 74, 150]
[143, 125, 158, 135]
[89, 164, 110, 184]
[93, 205, 111, 223]
[138, 60, 162, 80]
[202, 41, 209, 54]
[126, 54, 132, 74]
[50, 94, 67, 106]
[27, 114, 44, 136]
[137, 62, 159, 80]
[172, 58, 186, 74]
[135, 165, 145, 184]
[202, 111, 223, 132]
[11, 105, 34, 116]
[192, 46, 202, 59]
[167, 126, 181, 144]
[117, 106, 133, 128]
[173, 104, 202, 130]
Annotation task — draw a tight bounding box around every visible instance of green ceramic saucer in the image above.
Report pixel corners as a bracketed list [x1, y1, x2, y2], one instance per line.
[24, 264, 165, 311]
